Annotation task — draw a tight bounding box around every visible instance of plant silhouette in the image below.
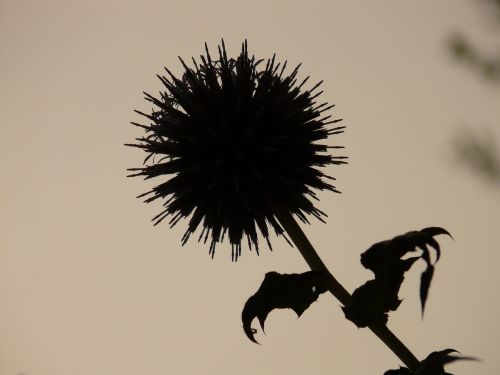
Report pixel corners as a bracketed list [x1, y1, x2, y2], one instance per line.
[128, 40, 477, 374]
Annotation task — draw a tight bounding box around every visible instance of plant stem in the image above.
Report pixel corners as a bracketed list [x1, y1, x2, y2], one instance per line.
[275, 209, 420, 371]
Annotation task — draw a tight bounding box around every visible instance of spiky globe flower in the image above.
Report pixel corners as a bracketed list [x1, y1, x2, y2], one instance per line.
[127, 40, 346, 260]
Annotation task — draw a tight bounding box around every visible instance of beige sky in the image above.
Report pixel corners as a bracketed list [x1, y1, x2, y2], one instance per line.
[1, 1, 499, 374]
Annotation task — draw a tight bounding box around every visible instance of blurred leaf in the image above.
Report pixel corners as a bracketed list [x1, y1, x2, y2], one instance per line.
[446, 0, 500, 189]
[449, 34, 474, 61]
[241, 271, 328, 343]
[448, 33, 500, 83]
[343, 227, 451, 327]
[454, 129, 500, 184]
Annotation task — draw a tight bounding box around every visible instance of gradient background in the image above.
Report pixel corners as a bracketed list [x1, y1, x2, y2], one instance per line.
[1, 1, 499, 374]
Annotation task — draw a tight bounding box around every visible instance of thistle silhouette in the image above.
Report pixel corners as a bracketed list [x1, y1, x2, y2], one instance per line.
[127, 40, 346, 260]
[127, 40, 473, 374]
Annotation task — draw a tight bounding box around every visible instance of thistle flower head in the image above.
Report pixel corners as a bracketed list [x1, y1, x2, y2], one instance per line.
[127, 40, 346, 260]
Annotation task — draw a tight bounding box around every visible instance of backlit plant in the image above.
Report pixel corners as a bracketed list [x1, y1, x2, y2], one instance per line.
[127, 40, 477, 374]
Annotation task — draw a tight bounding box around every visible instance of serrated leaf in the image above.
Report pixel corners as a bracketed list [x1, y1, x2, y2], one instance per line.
[344, 227, 451, 327]
[384, 367, 412, 375]
[385, 348, 479, 375]
[241, 271, 328, 343]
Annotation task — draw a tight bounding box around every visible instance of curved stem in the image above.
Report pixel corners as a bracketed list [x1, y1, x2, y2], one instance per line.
[275, 209, 420, 371]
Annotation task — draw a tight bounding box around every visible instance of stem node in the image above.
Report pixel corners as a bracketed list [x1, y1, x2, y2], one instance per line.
[275, 209, 420, 371]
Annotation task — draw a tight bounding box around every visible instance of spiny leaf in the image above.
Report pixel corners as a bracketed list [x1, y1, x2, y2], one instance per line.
[384, 367, 412, 375]
[241, 271, 328, 343]
[384, 348, 479, 375]
[343, 227, 451, 327]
